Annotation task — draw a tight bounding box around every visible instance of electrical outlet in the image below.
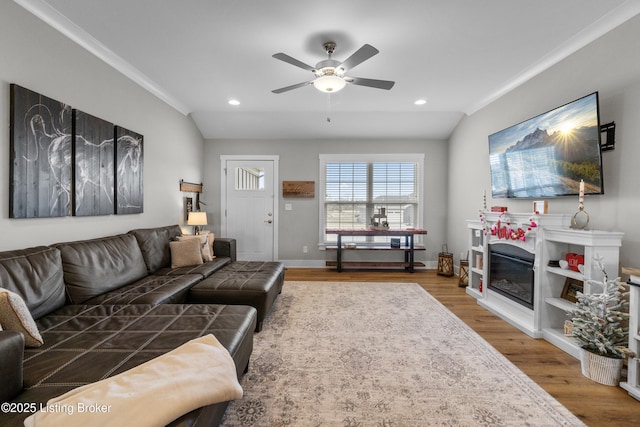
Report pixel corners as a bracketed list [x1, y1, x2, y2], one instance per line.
[303, 246, 308, 253]
[285, 203, 292, 211]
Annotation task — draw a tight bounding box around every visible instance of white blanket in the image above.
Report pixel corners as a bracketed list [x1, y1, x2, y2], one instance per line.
[24, 334, 243, 427]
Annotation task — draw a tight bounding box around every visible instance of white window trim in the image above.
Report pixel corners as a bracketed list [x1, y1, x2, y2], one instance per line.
[318, 153, 425, 250]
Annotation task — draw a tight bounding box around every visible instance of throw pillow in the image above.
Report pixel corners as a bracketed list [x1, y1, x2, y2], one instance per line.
[170, 239, 205, 268]
[177, 234, 212, 262]
[0, 288, 44, 347]
[207, 232, 216, 259]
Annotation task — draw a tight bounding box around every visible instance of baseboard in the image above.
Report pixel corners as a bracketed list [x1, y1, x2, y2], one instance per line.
[280, 260, 438, 270]
[281, 260, 327, 268]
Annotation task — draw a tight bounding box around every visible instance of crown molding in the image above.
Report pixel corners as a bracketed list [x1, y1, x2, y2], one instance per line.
[465, 0, 640, 115]
[14, 0, 190, 115]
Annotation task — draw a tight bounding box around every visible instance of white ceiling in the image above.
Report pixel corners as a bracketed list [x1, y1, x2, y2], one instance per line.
[16, 0, 640, 140]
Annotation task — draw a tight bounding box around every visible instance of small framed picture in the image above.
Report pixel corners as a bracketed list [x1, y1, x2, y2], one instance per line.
[561, 278, 583, 303]
[564, 320, 573, 336]
[533, 200, 547, 214]
[184, 197, 193, 221]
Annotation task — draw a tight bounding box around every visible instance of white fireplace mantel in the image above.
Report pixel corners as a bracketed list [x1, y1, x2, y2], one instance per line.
[467, 212, 623, 358]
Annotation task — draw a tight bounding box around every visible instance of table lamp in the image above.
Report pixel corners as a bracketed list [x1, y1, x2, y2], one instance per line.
[187, 211, 208, 234]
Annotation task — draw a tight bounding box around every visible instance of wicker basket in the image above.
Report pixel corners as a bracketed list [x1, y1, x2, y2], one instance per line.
[458, 260, 469, 287]
[437, 244, 454, 277]
[580, 348, 624, 386]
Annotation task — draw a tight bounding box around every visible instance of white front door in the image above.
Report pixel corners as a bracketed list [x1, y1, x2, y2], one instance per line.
[221, 156, 278, 261]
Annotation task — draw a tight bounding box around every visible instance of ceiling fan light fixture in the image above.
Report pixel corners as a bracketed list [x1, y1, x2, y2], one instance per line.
[313, 75, 346, 93]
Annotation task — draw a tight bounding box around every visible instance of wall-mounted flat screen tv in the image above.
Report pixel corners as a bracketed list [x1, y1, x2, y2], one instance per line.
[488, 92, 603, 199]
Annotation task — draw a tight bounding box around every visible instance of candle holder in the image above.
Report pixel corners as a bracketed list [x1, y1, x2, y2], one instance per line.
[571, 206, 590, 230]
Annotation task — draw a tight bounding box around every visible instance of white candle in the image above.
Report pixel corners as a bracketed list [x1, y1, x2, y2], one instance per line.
[579, 179, 584, 208]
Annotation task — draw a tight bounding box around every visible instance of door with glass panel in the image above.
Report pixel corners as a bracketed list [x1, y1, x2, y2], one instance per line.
[222, 157, 277, 261]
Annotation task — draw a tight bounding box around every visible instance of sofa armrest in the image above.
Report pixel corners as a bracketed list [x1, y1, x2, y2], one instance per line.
[214, 238, 236, 262]
[0, 331, 24, 402]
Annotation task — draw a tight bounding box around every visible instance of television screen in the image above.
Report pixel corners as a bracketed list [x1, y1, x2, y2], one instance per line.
[488, 92, 603, 199]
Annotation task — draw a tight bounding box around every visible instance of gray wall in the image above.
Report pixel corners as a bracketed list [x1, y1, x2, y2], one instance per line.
[447, 14, 640, 270]
[3, 1, 639, 268]
[0, 2, 204, 250]
[204, 139, 448, 267]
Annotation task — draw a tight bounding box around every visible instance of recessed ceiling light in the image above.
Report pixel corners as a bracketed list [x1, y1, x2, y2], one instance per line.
[228, 99, 240, 106]
[414, 99, 427, 106]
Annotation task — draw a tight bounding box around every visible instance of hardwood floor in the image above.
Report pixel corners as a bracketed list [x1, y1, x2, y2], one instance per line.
[283, 268, 640, 426]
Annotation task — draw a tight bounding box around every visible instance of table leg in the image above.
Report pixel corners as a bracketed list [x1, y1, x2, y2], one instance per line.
[408, 235, 415, 273]
[337, 234, 342, 272]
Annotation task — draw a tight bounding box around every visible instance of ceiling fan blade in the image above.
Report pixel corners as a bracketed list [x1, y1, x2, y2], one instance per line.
[338, 44, 379, 72]
[345, 77, 395, 90]
[272, 53, 316, 71]
[271, 81, 313, 94]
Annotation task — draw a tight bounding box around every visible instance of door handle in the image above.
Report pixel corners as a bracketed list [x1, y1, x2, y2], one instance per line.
[264, 219, 273, 224]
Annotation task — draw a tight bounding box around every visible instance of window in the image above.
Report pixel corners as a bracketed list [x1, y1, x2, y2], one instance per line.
[319, 154, 424, 245]
[234, 167, 265, 190]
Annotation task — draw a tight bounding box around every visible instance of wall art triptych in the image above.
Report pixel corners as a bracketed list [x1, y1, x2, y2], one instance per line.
[9, 84, 143, 218]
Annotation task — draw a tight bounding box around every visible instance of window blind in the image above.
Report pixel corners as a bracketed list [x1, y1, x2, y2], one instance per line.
[322, 158, 420, 243]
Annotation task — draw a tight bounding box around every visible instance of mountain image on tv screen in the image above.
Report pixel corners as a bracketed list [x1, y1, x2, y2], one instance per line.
[488, 92, 603, 198]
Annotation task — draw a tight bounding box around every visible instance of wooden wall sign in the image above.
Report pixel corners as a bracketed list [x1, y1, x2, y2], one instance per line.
[179, 180, 203, 193]
[283, 181, 315, 198]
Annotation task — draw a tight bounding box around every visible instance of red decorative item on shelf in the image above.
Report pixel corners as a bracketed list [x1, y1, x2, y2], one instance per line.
[491, 206, 508, 212]
[479, 279, 483, 292]
[566, 253, 585, 272]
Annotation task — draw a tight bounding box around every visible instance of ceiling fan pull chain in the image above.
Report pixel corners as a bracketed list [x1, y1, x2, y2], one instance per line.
[326, 93, 332, 123]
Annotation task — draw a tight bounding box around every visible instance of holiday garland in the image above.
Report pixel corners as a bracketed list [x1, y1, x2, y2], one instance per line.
[479, 211, 538, 242]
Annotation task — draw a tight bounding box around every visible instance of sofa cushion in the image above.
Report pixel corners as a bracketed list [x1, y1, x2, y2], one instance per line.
[156, 257, 232, 279]
[82, 274, 202, 305]
[0, 331, 25, 404]
[0, 289, 43, 347]
[129, 225, 182, 273]
[0, 303, 256, 426]
[0, 247, 66, 319]
[55, 234, 148, 304]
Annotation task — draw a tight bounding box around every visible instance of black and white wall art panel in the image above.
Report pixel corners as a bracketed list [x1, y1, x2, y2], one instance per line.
[73, 110, 114, 216]
[9, 84, 72, 218]
[115, 126, 144, 214]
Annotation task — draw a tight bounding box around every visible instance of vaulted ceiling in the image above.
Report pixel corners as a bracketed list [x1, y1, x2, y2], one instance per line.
[16, 0, 640, 140]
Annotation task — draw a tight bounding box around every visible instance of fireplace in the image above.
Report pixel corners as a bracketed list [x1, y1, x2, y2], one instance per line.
[488, 243, 535, 309]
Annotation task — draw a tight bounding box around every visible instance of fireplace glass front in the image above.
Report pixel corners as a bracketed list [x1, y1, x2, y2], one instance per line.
[488, 243, 535, 309]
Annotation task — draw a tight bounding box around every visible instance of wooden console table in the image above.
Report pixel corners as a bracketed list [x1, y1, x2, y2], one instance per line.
[326, 228, 427, 272]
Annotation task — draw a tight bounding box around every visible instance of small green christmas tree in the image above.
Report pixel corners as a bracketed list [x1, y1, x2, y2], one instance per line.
[569, 255, 634, 359]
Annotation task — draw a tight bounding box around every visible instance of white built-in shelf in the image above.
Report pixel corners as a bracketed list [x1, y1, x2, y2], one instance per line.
[621, 277, 640, 401]
[545, 266, 584, 281]
[466, 213, 624, 360]
[542, 328, 581, 359]
[466, 287, 482, 299]
[545, 297, 576, 312]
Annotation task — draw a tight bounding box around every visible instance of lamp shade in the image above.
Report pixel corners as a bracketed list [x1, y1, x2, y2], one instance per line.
[187, 211, 208, 226]
[313, 75, 346, 93]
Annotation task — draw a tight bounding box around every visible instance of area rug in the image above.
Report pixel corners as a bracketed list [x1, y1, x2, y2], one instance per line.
[221, 282, 584, 426]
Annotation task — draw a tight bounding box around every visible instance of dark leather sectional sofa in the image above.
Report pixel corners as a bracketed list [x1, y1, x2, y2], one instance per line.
[0, 224, 284, 426]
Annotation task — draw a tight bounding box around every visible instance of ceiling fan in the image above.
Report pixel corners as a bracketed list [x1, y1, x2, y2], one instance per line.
[271, 42, 395, 94]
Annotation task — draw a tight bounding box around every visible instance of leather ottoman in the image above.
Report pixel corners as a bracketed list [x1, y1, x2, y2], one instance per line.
[188, 261, 284, 332]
